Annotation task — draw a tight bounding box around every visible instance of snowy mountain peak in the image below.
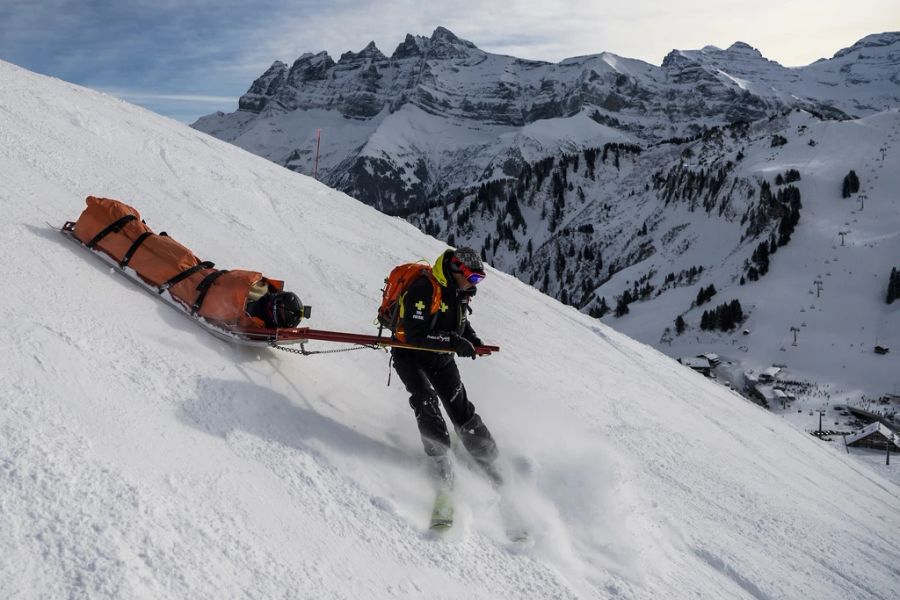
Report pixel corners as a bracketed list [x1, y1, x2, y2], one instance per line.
[288, 50, 335, 79]
[833, 31, 900, 58]
[666, 40, 776, 70]
[238, 61, 290, 112]
[725, 41, 764, 57]
[689, 42, 766, 60]
[427, 26, 482, 58]
[391, 33, 426, 58]
[660, 49, 695, 68]
[387, 27, 480, 60]
[430, 26, 463, 44]
[339, 40, 385, 63]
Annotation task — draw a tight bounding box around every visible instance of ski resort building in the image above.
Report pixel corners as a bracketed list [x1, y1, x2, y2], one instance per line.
[678, 356, 711, 377]
[773, 388, 789, 408]
[759, 367, 782, 382]
[698, 353, 721, 366]
[844, 422, 900, 451]
[846, 404, 899, 428]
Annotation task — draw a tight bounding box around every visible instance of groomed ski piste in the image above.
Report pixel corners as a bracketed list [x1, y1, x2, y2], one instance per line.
[2, 60, 899, 599]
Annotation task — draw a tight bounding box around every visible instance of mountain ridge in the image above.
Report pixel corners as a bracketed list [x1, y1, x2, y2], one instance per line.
[194, 29, 898, 214]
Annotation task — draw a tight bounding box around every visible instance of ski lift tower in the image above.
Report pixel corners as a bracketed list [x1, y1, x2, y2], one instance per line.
[313, 128, 321, 180]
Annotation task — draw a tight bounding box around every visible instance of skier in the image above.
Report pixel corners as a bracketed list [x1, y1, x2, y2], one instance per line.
[390, 246, 500, 487]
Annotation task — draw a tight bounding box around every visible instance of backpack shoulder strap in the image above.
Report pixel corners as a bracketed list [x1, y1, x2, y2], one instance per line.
[425, 270, 442, 313]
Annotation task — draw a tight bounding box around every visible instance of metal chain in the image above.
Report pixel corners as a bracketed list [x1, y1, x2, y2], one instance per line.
[269, 342, 381, 356]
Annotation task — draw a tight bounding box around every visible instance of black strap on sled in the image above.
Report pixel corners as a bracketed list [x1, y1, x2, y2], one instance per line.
[191, 269, 229, 315]
[86, 214, 137, 248]
[159, 261, 214, 293]
[119, 231, 154, 268]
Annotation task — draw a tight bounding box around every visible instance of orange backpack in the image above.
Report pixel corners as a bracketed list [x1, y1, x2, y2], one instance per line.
[377, 261, 441, 338]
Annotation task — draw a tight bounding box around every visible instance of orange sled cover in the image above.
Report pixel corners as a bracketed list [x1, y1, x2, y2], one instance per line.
[73, 196, 283, 329]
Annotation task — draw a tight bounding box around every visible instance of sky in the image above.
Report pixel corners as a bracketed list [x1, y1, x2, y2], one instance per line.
[2, 0, 898, 123]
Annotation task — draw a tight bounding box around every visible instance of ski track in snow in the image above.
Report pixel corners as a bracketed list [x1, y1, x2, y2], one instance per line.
[1, 60, 899, 599]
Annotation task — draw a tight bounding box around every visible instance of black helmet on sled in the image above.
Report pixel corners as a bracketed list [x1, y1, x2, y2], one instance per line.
[248, 290, 309, 328]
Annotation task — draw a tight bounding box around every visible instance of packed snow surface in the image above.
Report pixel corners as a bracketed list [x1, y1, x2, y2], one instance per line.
[1, 61, 899, 599]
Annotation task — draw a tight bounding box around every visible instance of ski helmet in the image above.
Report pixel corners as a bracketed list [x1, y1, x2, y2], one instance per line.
[272, 291, 303, 328]
[450, 246, 486, 284]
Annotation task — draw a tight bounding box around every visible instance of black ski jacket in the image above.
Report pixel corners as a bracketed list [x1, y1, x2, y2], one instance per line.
[398, 251, 481, 351]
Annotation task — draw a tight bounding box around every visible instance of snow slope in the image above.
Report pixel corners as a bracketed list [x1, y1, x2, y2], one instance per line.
[2, 61, 899, 599]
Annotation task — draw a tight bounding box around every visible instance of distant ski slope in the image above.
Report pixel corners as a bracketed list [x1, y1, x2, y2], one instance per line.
[2, 60, 898, 599]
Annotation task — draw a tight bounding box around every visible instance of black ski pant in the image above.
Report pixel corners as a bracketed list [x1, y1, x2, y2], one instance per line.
[392, 349, 498, 468]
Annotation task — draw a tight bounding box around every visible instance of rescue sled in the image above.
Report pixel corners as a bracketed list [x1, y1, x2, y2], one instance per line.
[60, 218, 303, 348]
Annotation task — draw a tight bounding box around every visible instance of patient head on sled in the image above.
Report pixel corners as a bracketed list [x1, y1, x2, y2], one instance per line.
[245, 280, 309, 329]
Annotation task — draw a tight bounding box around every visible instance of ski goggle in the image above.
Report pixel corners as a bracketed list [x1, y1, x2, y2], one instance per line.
[451, 257, 485, 285]
[465, 271, 485, 285]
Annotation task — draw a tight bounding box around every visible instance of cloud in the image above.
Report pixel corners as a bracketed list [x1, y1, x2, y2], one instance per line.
[99, 90, 238, 104]
[255, 0, 899, 66]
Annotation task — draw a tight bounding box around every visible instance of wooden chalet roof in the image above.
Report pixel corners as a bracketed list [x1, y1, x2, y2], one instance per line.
[845, 422, 898, 446]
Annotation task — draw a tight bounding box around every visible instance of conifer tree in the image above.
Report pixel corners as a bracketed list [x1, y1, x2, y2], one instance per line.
[888, 267, 899, 304]
[614, 290, 633, 317]
[842, 170, 860, 198]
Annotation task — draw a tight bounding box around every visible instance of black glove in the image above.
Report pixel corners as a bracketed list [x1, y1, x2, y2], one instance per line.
[451, 332, 477, 359]
[467, 334, 484, 348]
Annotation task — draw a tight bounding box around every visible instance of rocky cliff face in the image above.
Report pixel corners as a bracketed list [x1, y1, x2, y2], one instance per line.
[194, 29, 899, 214]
